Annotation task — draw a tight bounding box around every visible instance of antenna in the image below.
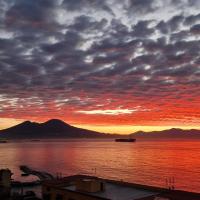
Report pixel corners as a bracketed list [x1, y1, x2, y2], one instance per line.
[92, 168, 97, 176]
[166, 177, 175, 190]
[172, 176, 175, 190]
[56, 172, 62, 179]
[165, 178, 168, 189]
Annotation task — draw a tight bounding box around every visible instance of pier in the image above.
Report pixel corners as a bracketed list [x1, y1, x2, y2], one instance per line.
[19, 165, 54, 181]
[42, 174, 200, 200]
[11, 166, 54, 188]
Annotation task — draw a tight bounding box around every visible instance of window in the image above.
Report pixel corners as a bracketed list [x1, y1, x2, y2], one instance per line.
[56, 194, 63, 200]
[101, 182, 104, 191]
[43, 194, 51, 200]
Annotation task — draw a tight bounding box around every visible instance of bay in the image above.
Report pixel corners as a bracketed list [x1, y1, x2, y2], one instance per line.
[0, 139, 200, 193]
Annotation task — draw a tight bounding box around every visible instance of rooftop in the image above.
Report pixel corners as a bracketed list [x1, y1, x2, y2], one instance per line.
[43, 175, 200, 200]
[64, 181, 158, 200]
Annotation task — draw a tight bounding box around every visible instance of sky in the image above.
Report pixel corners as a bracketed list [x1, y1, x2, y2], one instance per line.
[0, 0, 200, 134]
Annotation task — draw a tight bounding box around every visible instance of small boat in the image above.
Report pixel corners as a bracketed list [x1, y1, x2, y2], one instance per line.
[115, 138, 136, 142]
[30, 139, 40, 142]
[21, 173, 29, 176]
[11, 180, 41, 187]
[0, 140, 7, 143]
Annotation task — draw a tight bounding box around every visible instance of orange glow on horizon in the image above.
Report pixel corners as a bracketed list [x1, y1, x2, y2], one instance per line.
[73, 124, 200, 134]
[0, 117, 200, 135]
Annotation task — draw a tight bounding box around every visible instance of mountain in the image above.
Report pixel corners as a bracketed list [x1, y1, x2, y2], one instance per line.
[0, 119, 120, 139]
[131, 128, 200, 139]
[1, 120, 200, 139]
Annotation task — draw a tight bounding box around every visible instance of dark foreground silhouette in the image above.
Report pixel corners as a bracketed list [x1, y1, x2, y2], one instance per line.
[0, 119, 121, 139]
[0, 119, 200, 139]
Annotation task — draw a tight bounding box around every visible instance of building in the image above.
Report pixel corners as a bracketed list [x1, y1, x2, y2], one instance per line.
[0, 169, 12, 188]
[42, 175, 200, 200]
[0, 169, 12, 199]
[42, 175, 163, 200]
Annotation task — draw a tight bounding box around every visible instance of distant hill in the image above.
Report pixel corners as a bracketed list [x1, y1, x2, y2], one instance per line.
[1, 120, 200, 140]
[131, 128, 200, 139]
[0, 119, 121, 139]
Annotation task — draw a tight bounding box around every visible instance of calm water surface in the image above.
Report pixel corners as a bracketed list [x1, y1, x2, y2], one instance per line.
[0, 139, 200, 193]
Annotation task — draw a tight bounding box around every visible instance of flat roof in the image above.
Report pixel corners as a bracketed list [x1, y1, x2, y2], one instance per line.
[44, 175, 200, 200]
[64, 182, 158, 200]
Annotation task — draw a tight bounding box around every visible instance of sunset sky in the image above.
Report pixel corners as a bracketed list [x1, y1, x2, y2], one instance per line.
[0, 0, 200, 134]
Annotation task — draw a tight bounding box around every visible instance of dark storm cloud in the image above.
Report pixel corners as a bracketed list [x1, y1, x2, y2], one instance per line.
[41, 31, 82, 53]
[5, 0, 56, 29]
[190, 24, 200, 34]
[0, 0, 199, 117]
[170, 31, 190, 42]
[62, 0, 114, 15]
[131, 20, 155, 38]
[69, 16, 108, 32]
[157, 15, 185, 34]
[184, 13, 200, 26]
[127, 0, 157, 15]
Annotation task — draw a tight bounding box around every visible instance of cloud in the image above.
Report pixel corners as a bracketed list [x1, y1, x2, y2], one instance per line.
[62, 0, 114, 16]
[76, 108, 143, 115]
[127, 0, 158, 15]
[190, 24, 200, 34]
[0, 0, 199, 126]
[5, 0, 56, 30]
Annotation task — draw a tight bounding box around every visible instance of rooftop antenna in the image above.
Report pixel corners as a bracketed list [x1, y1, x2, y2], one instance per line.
[166, 177, 175, 190]
[92, 168, 97, 176]
[56, 172, 62, 179]
[165, 178, 168, 189]
[170, 177, 175, 190]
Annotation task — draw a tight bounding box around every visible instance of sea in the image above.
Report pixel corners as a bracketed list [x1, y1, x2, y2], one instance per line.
[0, 139, 200, 194]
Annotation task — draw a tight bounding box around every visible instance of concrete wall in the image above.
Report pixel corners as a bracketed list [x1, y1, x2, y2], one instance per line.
[76, 179, 105, 193]
[0, 169, 12, 188]
[42, 185, 109, 200]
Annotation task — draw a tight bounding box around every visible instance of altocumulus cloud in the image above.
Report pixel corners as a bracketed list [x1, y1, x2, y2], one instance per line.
[76, 107, 149, 115]
[0, 0, 199, 126]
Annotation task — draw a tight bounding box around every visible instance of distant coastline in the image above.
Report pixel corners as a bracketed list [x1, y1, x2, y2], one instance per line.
[0, 119, 200, 140]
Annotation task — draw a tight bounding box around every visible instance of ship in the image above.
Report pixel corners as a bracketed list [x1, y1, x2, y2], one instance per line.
[0, 140, 7, 143]
[115, 138, 136, 142]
